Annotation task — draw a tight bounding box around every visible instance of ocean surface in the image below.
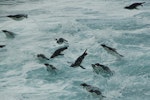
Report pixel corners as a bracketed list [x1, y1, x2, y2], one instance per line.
[0, 0, 150, 100]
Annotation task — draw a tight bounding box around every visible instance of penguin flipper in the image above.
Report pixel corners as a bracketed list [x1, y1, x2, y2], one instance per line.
[80, 65, 86, 69]
[59, 54, 64, 56]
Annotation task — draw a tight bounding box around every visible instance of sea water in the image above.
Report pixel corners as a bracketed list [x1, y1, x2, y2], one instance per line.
[0, 0, 150, 100]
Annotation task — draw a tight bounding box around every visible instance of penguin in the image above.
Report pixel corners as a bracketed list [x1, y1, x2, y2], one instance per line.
[6, 14, 28, 21]
[44, 63, 57, 74]
[70, 49, 87, 69]
[91, 63, 113, 77]
[124, 2, 145, 10]
[0, 45, 5, 48]
[37, 54, 49, 61]
[89, 90, 106, 100]
[101, 44, 123, 58]
[55, 38, 68, 44]
[50, 46, 68, 58]
[80, 83, 105, 100]
[80, 83, 99, 92]
[2, 30, 16, 38]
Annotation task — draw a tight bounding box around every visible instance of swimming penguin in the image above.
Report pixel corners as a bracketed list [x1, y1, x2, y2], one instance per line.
[44, 63, 57, 73]
[101, 44, 123, 58]
[0, 45, 5, 48]
[91, 63, 113, 77]
[6, 14, 28, 21]
[89, 90, 106, 100]
[80, 83, 105, 100]
[50, 46, 68, 58]
[2, 30, 16, 38]
[37, 54, 49, 61]
[70, 49, 87, 69]
[80, 83, 99, 91]
[55, 38, 68, 44]
[124, 2, 145, 10]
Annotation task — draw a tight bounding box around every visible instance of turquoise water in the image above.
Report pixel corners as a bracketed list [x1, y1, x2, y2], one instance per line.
[0, 0, 150, 100]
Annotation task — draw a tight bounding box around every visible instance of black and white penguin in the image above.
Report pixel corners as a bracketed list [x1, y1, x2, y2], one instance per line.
[80, 83, 105, 100]
[101, 44, 123, 58]
[6, 14, 28, 21]
[50, 46, 68, 58]
[37, 54, 49, 61]
[2, 30, 16, 38]
[70, 49, 87, 69]
[124, 2, 145, 10]
[0, 45, 5, 48]
[55, 38, 68, 44]
[44, 63, 57, 73]
[91, 63, 113, 77]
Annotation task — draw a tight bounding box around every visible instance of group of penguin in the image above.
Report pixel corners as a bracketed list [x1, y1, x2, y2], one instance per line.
[0, 2, 145, 100]
[0, 14, 28, 47]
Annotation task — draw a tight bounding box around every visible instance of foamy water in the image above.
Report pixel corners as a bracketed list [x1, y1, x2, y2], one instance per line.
[0, 0, 150, 100]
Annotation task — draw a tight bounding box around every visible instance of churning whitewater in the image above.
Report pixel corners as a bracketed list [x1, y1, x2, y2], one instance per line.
[0, 0, 150, 100]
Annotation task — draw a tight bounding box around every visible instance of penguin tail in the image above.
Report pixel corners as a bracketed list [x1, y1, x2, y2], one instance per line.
[102, 95, 106, 98]
[25, 14, 28, 18]
[119, 54, 124, 57]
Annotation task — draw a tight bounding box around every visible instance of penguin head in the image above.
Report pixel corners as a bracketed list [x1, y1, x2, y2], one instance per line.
[70, 63, 75, 67]
[56, 38, 66, 44]
[92, 63, 101, 68]
[80, 83, 88, 87]
[101, 44, 106, 47]
[44, 63, 49, 66]
[2, 30, 7, 33]
[83, 49, 88, 55]
[37, 54, 42, 57]
[95, 63, 101, 66]
[0, 45, 6, 48]
[37, 54, 45, 57]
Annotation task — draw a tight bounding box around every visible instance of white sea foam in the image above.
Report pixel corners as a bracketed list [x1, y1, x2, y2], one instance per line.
[0, 0, 150, 100]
